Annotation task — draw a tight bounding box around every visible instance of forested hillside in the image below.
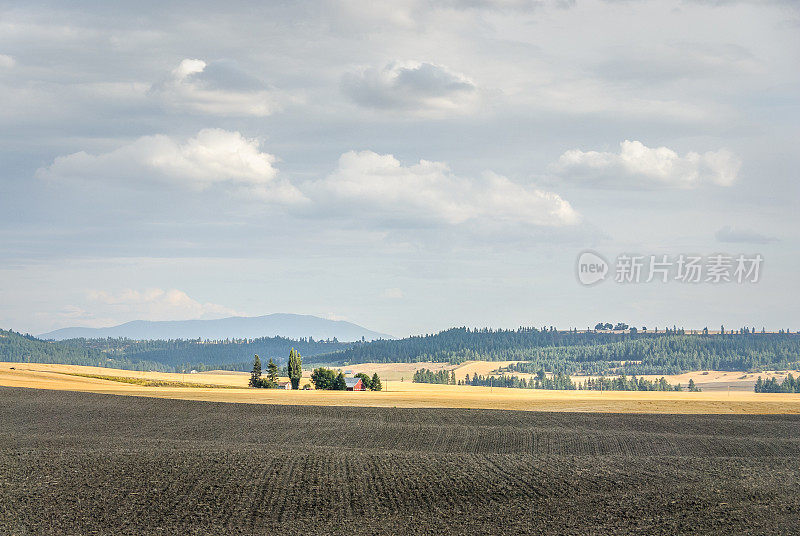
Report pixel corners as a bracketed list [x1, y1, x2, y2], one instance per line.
[311, 327, 800, 374]
[503, 335, 800, 374]
[0, 329, 168, 370]
[0, 329, 351, 372]
[3, 326, 799, 375]
[57, 336, 351, 371]
[312, 327, 622, 364]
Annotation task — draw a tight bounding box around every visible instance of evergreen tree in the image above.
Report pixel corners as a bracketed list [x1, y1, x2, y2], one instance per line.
[371, 373, 382, 391]
[333, 372, 347, 390]
[249, 354, 262, 387]
[755, 376, 764, 393]
[288, 348, 302, 390]
[754, 375, 799, 393]
[412, 368, 454, 384]
[266, 358, 279, 386]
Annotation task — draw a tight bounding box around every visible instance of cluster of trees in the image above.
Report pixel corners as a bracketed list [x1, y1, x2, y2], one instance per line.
[595, 322, 630, 331]
[754, 375, 800, 393]
[412, 368, 456, 385]
[460, 371, 576, 390]
[310, 367, 382, 391]
[248, 349, 305, 389]
[438, 370, 689, 391]
[577, 375, 692, 392]
[594, 323, 694, 334]
[249, 354, 281, 388]
[310, 368, 346, 390]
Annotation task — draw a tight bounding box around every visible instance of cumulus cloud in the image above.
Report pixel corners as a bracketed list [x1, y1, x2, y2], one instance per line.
[313, 150, 579, 227]
[550, 140, 741, 189]
[342, 61, 478, 114]
[89, 288, 243, 321]
[715, 225, 776, 244]
[150, 58, 284, 116]
[0, 54, 14, 68]
[36, 128, 306, 202]
[36, 135, 577, 229]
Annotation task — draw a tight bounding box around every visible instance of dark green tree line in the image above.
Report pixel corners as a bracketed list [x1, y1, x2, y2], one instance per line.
[754, 374, 800, 393]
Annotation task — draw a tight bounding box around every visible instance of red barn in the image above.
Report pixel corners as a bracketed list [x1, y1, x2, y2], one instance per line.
[345, 378, 365, 391]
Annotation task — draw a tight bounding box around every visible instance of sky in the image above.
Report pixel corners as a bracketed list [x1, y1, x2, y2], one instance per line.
[1, 0, 799, 337]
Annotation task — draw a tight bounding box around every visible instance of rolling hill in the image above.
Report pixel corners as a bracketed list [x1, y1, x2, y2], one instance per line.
[38, 313, 391, 342]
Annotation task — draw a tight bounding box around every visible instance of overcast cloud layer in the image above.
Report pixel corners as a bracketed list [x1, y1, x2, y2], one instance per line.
[1, 0, 798, 336]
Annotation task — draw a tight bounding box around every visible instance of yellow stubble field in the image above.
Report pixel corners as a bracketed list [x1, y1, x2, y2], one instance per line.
[346, 360, 798, 392]
[1, 361, 799, 414]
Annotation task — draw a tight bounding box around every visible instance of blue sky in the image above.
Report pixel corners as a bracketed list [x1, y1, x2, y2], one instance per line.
[1, 0, 798, 336]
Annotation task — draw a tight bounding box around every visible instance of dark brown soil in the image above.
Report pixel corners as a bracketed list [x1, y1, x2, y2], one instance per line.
[1, 387, 798, 535]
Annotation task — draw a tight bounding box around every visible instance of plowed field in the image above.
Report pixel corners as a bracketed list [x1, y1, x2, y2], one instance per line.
[1, 387, 798, 535]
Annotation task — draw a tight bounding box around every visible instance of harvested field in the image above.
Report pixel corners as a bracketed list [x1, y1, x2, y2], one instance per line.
[2, 362, 800, 414]
[1, 387, 799, 535]
[305, 361, 800, 392]
[57, 372, 241, 389]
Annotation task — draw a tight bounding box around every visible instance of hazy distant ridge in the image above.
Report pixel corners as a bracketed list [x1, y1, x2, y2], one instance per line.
[38, 314, 391, 342]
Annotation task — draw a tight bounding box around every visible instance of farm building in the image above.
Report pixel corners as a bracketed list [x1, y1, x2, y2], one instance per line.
[275, 381, 291, 390]
[344, 378, 365, 391]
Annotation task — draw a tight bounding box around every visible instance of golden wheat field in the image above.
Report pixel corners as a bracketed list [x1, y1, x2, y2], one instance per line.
[346, 360, 798, 392]
[1, 362, 799, 414]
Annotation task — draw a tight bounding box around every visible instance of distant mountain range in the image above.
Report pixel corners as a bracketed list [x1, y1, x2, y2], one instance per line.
[38, 314, 392, 342]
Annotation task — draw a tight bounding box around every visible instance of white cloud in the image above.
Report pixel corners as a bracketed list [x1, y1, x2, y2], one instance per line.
[342, 61, 478, 115]
[313, 150, 579, 227]
[36, 135, 577, 232]
[150, 58, 284, 116]
[88, 288, 243, 321]
[550, 140, 741, 189]
[715, 225, 776, 244]
[36, 128, 306, 202]
[0, 54, 14, 68]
